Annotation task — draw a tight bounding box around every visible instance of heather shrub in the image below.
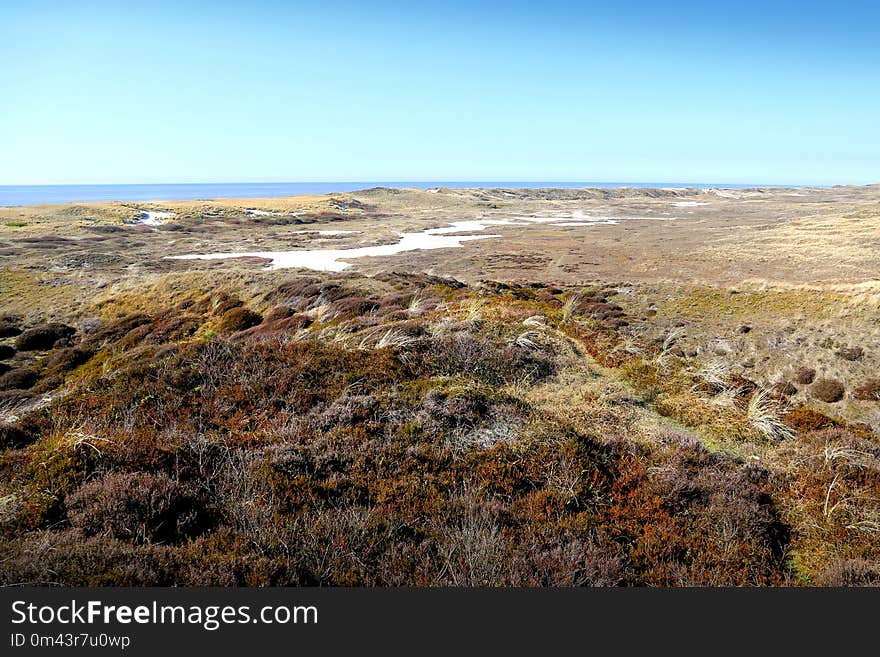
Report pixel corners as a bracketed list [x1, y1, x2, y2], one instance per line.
[331, 296, 380, 317]
[588, 302, 625, 320]
[508, 534, 625, 586]
[381, 310, 409, 322]
[795, 367, 816, 385]
[44, 347, 93, 373]
[853, 378, 880, 401]
[218, 307, 262, 332]
[283, 506, 406, 585]
[210, 294, 244, 316]
[316, 394, 383, 429]
[78, 317, 102, 334]
[0, 315, 23, 338]
[604, 433, 789, 585]
[237, 313, 312, 340]
[781, 428, 880, 581]
[378, 290, 415, 309]
[0, 367, 39, 391]
[774, 381, 797, 396]
[263, 306, 296, 322]
[15, 323, 75, 351]
[418, 388, 490, 430]
[434, 495, 510, 586]
[125, 314, 201, 343]
[421, 333, 554, 385]
[811, 378, 845, 403]
[0, 530, 178, 586]
[0, 422, 35, 450]
[815, 559, 880, 586]
[11, 275, 869, 586]
[0, 530, 282, 586]
[81, 313, 150, 346]
[836, 346, 864, 361]
[783, 406, 839, 432]
[66, 472, 208, 544]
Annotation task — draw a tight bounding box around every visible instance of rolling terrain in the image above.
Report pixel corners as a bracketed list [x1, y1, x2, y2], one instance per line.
[1, 185, 878, 585]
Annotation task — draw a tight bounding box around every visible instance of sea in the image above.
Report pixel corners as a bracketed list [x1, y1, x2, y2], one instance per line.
[0, 181, 791, 207]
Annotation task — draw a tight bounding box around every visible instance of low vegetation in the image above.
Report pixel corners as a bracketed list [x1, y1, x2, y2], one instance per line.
[1, 270, 877, 586]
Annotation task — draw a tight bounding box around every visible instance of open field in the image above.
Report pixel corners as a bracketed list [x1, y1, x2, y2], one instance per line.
[1, 185, 879, 585]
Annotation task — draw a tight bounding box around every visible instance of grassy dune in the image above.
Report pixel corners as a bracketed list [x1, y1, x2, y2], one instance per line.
[1, 187, 878, 585]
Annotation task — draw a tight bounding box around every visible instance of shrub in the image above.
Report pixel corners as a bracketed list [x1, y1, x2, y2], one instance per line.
[0, 315, 22, 338]
[66, 472, 208, 544]
[81, 313, 150, 346]
[0, 367, 39, 390]
[78, 317, 102, 334]
[44, 347, 93, 373]
[0, 362, 10, 376]
[587, 302, 625, 320]
[0, 422, 34, 450]
[509, 535, 625, 586]
[122, 314, 201, 344]
[0, 529, 285, 586]
[272, 313, 312, 330]
[782, 428, 880, 582]
[218, 307, 262, 332]
[811, 378, 845, 403]
[421, 333, 554, 385]
[264, 306, 295, 322]
[783, 406, 839, 432]
[237, 313, 312, 339]
[774, 381, 797, 396]
[794, 367, 816, 385]
[815, 560, 880, 587]
[836, 346, 864, 361]
[15, 323, 76, 351]
[331, 296, 380, 317]
[317, 394, 382, 429]
[853, 378, 880, 401]
[210, 295, 244, 316]
[419, 388, 489, 430]
[607, 435, 789, 585]
[0, 344, 15, 359]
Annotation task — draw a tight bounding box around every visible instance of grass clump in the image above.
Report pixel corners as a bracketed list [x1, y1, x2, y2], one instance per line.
[747, 388, 795, 441]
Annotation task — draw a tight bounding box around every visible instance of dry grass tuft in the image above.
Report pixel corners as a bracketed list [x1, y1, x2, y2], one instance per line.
[747, 388, 795, 441]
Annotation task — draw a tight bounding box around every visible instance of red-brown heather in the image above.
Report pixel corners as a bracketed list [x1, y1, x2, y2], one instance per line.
[1, 271, 877, 586]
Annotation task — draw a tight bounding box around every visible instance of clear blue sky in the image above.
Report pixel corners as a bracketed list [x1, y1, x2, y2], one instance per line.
[2, 0, 879, 185]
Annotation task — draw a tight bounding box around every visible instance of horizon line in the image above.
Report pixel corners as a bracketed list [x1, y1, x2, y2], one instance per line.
[2, 180, 877, 188]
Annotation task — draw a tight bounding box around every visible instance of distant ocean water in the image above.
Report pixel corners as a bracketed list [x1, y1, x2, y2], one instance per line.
[0, 181, 790, 207]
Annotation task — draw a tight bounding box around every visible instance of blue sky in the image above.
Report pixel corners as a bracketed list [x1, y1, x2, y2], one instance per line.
[2, 1, 879, 185]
